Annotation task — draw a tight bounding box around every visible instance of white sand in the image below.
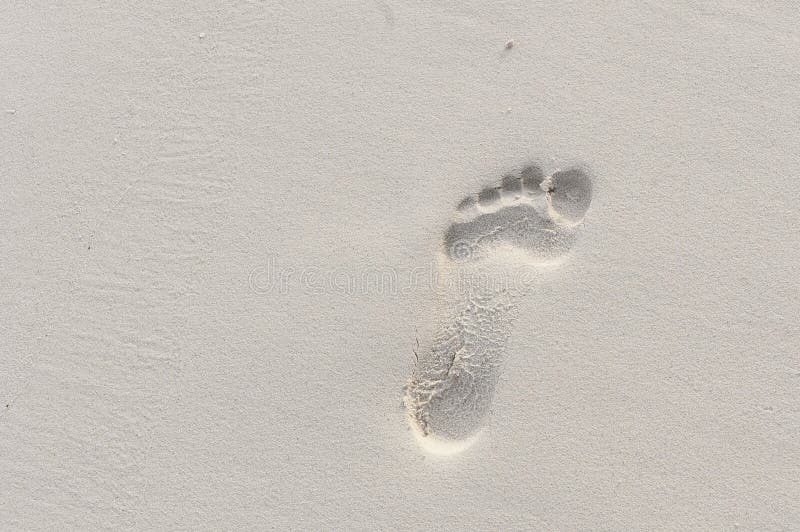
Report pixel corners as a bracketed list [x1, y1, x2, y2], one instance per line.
[2, 1, 799, 529]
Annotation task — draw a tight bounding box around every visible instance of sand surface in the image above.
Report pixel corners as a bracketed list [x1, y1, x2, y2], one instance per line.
[2, 1, 799, 529]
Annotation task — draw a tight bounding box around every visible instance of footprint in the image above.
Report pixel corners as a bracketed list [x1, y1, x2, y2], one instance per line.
[404, 163, 593, 454]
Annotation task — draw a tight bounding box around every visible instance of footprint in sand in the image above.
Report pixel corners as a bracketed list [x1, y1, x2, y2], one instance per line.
[404, 163, 593, 455]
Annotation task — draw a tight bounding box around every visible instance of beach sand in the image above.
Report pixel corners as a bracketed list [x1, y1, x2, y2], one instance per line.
[2, 1, 799, 529]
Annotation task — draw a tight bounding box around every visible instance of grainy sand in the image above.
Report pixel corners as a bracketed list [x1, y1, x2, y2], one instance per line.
[2, 1, 799, 529]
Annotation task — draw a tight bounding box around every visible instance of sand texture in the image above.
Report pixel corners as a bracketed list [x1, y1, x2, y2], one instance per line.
[2, 1, 799, 530]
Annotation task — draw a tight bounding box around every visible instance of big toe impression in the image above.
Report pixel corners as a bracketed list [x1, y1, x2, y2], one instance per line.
[548, 167, 592, 224]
